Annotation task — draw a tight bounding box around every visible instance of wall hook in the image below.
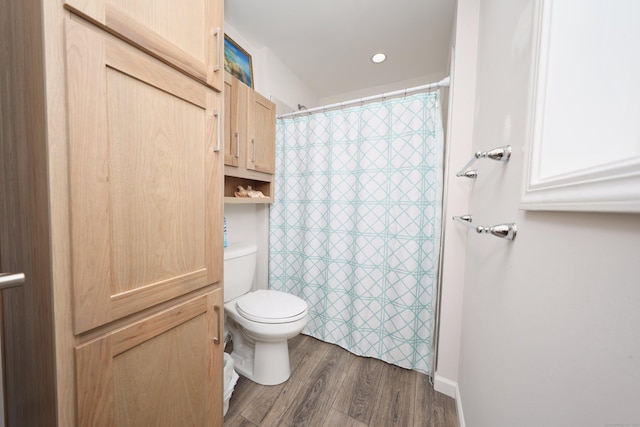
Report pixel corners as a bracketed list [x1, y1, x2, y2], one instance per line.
[456, 145, 512, 179]
[453, 215, 517, 241]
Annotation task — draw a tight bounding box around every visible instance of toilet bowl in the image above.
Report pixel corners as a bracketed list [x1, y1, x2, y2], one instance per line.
[224, 246, 308, 386]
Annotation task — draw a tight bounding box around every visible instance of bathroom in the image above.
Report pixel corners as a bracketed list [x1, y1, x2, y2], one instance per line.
[0, 0, 637, 425]
[222, 1, 640, 427]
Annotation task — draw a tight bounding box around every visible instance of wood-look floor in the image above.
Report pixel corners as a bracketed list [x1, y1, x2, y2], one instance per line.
[224, 334, 458, 427]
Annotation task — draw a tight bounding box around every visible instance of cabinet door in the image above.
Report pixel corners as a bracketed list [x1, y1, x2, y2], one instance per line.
[66, 18, 223, 334]
[75, 290, 224, 426]
[64, 0, 223, 91]
[247, 91, 276, 174]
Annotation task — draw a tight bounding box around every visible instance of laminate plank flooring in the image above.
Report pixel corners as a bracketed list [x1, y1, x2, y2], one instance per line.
[224, 335, 458, 427]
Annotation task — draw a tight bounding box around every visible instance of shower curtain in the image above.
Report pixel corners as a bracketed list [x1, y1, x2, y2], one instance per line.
[269, 92, 443, 373]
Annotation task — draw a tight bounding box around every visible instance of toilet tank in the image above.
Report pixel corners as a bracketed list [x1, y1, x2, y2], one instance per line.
[223, 244, 257, 303]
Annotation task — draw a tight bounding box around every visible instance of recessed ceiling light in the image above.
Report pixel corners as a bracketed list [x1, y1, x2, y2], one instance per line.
[371, 53, 386, 64]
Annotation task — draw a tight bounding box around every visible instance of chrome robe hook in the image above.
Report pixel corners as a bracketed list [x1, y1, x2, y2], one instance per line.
[453, 215, 517, 241]
[456, 145, 512, 179]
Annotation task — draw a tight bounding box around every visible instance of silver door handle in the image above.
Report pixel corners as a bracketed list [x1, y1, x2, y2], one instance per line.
[213, 27, 222, 72]
[0, 272, 25, 290]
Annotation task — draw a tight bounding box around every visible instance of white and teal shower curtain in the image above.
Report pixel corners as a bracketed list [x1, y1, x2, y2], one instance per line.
[269, 92, 443, 373]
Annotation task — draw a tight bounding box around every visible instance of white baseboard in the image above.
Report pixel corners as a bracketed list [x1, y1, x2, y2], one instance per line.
[434, 373, 465, 427]
[433, 373, 457, 398]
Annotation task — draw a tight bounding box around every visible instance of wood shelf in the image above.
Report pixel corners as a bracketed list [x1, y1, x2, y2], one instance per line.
[224, 175, 273, 204]
[224, 196, 272, 204]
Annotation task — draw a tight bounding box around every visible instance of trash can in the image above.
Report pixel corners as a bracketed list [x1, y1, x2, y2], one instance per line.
[223, 353, 239, 416]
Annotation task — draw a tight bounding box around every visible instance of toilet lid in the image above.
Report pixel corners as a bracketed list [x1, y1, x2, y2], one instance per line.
[236, 290, 307, 323]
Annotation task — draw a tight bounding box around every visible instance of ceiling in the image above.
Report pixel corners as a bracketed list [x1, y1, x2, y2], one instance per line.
[224, 0, 456, 101]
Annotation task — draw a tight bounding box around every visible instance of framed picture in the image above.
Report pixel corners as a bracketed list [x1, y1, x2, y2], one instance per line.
[224, 34, 253, 88]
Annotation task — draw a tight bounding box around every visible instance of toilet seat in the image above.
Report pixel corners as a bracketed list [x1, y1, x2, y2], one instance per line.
[236, 289, 307, 324]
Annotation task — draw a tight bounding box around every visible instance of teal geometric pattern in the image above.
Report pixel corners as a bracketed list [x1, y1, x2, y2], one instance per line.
[269, 93, 443, 374]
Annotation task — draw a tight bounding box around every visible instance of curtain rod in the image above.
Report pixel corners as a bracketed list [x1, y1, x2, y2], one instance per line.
[277, 76, 450, 119]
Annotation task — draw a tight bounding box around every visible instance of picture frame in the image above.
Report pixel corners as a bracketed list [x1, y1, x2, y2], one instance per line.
[224, 34, 253, 88]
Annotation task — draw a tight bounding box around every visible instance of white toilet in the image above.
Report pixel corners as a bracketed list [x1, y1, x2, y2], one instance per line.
[224, 244, 308, 386]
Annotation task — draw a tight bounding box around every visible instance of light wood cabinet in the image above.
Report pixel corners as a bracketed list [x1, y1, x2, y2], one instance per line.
[66, 18, 223, 334]
[63, 0, 224, 91]
[223, 72, 276, 203]
[76, 289, 223, 426]
[247, 90, 277, 174]
[0, 1, 224, 426]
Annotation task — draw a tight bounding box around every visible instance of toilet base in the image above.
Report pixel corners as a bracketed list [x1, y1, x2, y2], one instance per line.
[227, 321, 292, 386]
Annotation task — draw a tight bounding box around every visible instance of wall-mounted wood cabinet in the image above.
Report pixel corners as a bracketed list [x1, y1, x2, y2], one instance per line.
[224, 72, 276, 203]
[0, 1, 224, 425]
[247, 90, 276, 174]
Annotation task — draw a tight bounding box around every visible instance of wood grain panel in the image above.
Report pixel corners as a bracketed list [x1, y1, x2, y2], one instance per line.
[105, 5, 207, 83]
[65, 17, 115, 332]
[105, 38, 207, 107]
[224, 73, 249, 169]
[247, 91, 276, 174]
[65, 19, 222, 333]
[76, 337, 115, 426]
[75, 291, 223, 426]
[113, 314, 208, 426]
[111, 296, 207, 356]
[63, 0, 223, 90]
[105, 68, 205, 293]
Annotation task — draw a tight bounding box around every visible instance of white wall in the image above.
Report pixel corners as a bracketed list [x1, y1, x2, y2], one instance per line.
[318, 73, 446, 106]
[433, 0, 479, 398]
[224, 204, 269, 291]
[457, 1, 640, 426]
[224, 22, 318, 112]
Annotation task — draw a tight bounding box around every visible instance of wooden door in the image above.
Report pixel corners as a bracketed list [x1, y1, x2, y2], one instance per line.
[247, 91, 276, 174]
[63, 0, 224, 91]
[75, 289, 224, 426]
[65, 18, 223, 334]
[224, 74, 248, 169]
